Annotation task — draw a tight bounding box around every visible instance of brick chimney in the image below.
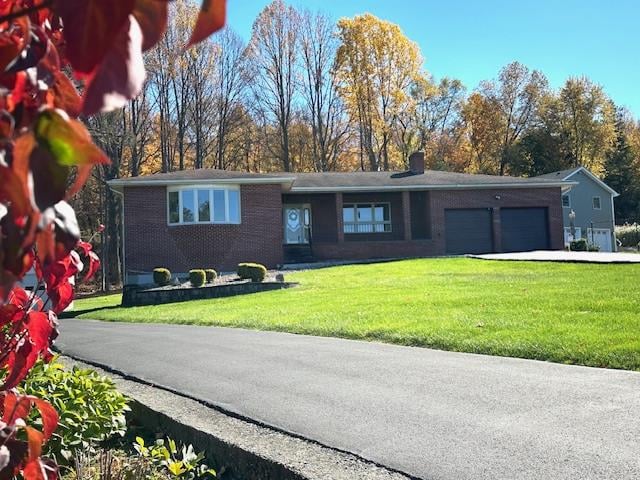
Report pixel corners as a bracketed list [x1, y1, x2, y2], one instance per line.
[409, 151, 425, 174]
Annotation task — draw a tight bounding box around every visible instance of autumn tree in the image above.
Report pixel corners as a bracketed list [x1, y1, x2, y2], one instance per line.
[299, 9, 349, 171]
[479, 62, 548, 175]
[462, 92, 503, 173]
[335, 13, 422, 171]
[248, 0, 300, 172]
[212, 28, 249, 169]
[557, 76, 616, 174]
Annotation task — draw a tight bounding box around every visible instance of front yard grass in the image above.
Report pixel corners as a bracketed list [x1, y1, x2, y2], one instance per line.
[71, 258, 640, 370]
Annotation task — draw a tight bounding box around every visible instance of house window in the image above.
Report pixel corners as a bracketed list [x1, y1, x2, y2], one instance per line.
[343, 203, 391, 233]
[592, 196, 601, 210]
[168, 186, 241, 225]
[562, 194, 571, 208]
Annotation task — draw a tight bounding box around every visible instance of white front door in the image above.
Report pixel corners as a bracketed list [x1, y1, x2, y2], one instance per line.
[587, 228, 612, 252]
[284, 205, 311, 244]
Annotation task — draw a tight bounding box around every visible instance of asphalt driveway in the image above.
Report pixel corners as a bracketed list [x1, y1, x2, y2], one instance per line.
[58, 319, 640, 480]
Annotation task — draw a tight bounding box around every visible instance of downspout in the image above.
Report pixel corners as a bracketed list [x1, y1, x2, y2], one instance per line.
[109, 186, 126, 285]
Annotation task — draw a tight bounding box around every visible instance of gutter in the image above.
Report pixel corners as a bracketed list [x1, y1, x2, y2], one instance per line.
[107, 177, 296, 192]
[289, 181, 577, 193]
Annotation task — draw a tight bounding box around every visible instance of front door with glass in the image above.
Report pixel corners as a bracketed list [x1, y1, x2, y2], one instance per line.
[284, 205, 311, 244]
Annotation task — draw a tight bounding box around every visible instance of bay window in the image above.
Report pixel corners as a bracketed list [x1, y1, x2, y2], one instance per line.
[343, 203, 391, 233]
[168, 186, 241, 225]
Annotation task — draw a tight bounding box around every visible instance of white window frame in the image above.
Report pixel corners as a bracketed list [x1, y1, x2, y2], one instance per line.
[592, 196, 601, 210]
[167, 184, 241, 225]
[562, 194, 571, 208]
[343, 203, 392, 234]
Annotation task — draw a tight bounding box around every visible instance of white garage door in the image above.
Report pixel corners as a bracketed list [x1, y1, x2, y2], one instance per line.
[587, 228, 612, 252]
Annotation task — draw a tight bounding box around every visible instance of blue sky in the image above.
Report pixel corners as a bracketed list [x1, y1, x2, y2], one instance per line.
[226, 0, 639, 116]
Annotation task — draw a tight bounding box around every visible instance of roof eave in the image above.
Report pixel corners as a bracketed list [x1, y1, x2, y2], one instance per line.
[107, 177, 296, 189]
[289, 181, 576, 193]
[563, 167, 619, 196]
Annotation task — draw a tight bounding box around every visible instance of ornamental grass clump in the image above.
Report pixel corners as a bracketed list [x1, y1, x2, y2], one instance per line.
[204, 269, 218, 283]
[189, 270, 206, 287]
[153, 268, 172, 286]
[237, 263, 267, 282]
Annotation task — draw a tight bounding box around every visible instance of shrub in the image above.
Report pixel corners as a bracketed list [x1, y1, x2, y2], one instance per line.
[237, 263, 267, 282]
[189, 269, 206, 287]
[134, 437, 216, 479]
[153, 268, 172, 286]
[20, 359, 129, 463]
[587, 243, 600, 252]
[615, 224, 640, 247]
[569, 238, 588, 251]
[204, 269, 217, 283]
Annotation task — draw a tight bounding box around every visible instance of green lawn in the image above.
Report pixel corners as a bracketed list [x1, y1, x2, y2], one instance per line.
[70, 258, 640, 370]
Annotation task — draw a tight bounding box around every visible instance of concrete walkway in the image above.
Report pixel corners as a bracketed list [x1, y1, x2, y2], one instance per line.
[471, 250, 640, 263]
[58, 319, 640, 480]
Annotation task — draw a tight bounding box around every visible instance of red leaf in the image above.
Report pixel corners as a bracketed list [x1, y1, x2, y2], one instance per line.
[23, 458, 46, 480]
[32, 398, 58, 442]
[54, 0, 135, 74]
[2, 341, 32, 390]
[25, 311, 53, 354]
[83, 251, 100, 282]
[133, 0, 168, 51]
[186, 0, 226, 48]
[25, 427, 43, 461]
[0, 16, 30, 72]
[50, 71, 81, 118]
[82, 15, 145, 115]
[2, 392, 31, 424]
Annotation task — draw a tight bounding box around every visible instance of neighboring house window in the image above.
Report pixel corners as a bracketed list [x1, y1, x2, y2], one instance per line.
[562, 194, 571, 208]
[343, 203, 391, 233]
[592, 196, 601, 210]
[168, 186, 241, 225]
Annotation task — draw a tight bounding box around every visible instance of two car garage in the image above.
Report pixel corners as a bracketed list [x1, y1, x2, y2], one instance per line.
[445, 207, 550, 255]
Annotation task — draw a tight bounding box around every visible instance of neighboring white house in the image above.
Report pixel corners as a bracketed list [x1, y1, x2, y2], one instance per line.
[536, 167, 619, 252]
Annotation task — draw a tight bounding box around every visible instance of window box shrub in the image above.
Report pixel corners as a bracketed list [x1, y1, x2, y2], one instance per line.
[153, 268, 171, 286]
[237, 263, 267, 282]
[189, 269, 206, 287]
[204, 269, 217, 283]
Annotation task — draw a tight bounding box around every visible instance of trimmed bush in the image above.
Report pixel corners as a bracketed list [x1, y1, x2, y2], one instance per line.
[153, 267, 171, 286]
[569, 238, 588, 251]
[615, 224, 640, 247]
[237, 262, 267, 282]
[587, 243, 600, 252]
[189, 269, 206, 287]
[204, 269, 217, 282]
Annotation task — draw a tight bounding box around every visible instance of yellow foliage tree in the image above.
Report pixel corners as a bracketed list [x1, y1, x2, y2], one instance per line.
[335, 13, 422, 171]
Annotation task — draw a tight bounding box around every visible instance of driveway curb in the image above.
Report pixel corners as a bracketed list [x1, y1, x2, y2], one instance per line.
[59, 355, 416, 480]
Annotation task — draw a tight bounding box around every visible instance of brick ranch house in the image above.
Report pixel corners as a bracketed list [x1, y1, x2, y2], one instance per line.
[108, 153, 573, 283]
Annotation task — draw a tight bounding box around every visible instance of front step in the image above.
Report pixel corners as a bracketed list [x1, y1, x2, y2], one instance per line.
[283, 244, 316, 264]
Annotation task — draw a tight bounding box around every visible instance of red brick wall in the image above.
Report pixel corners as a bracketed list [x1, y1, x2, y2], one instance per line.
[124, 184, 283, 275]
[310, 187, 563, 261]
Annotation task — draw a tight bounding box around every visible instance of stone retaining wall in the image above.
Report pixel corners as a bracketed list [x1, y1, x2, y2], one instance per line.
[122, 281, 298, 307]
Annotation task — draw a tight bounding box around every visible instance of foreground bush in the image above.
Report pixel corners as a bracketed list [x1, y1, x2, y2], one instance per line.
[134, 437, 216, 479]
[154, 268, 172, 286]
[204, 269, 218, 283]
[237, 263, 267, 282]
[615, 224, 640, 247]
[189, 270, 206, 287]
[21, 360, 129, 463]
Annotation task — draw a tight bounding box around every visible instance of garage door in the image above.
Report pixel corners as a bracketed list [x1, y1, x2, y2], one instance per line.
[501, 207, 549, 252]
[445, 208, 494, 254]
